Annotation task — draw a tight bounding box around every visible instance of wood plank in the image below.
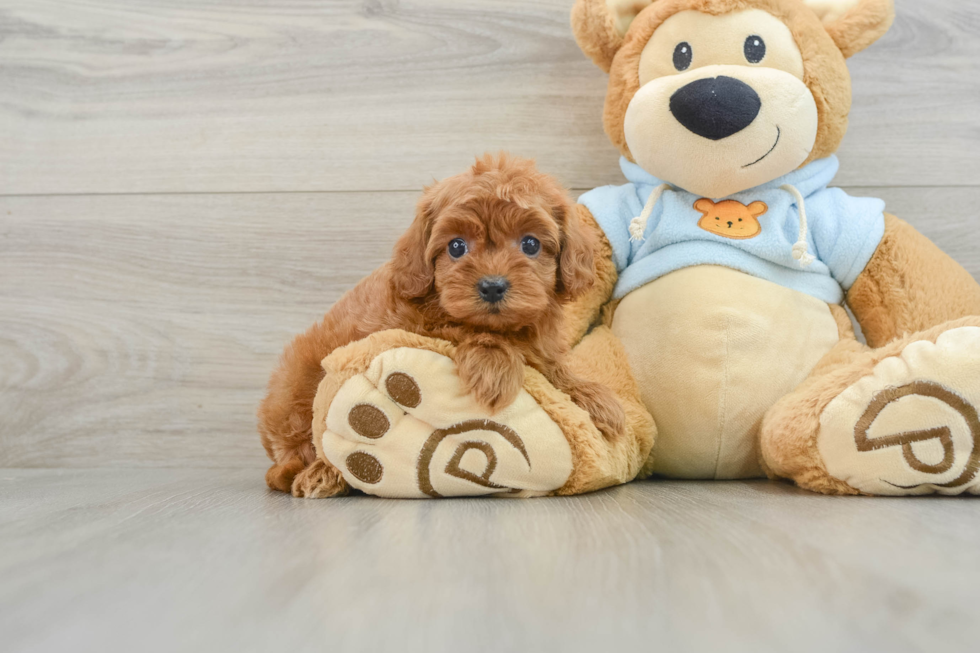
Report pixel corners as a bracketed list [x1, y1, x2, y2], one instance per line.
[1, 470, 978, 652]
[1, 0, 978, 195]
[0, 191, 418, 468]
[1, 187, 979, 469]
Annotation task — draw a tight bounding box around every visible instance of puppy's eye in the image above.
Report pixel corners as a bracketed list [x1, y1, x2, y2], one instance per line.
[447, 238, 468, 259]
[520, 235, 541, 257]
[744, 35, 766, 64]
[673, 42, 692, 71]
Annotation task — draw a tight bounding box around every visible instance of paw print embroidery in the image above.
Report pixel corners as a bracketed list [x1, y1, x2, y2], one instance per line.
[695, 198, 767, 240]
[416, 420, 530, 497]
[319, 347, 573, 499]
[817, 326, 980, 496]
[854, 381, 980, 490]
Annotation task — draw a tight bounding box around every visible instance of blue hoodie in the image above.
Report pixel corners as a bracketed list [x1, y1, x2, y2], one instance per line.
[579, 156, 886, 304]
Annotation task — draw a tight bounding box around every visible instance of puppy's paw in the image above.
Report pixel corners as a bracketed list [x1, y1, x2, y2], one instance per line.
[291, 459, 350, 499]
[265, 456, 307, 493]
[569, 382, 626, 441]
[456, 339, 525, 413]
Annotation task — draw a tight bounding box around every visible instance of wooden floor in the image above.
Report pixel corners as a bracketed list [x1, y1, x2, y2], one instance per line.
[2, 470, 980, 653]
[2, 1, 980, 651]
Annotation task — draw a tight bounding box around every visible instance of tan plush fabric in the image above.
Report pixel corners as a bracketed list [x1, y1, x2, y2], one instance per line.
[571, 0, 631, 73]
[847, 214, 980, 349]
[625, 9, 821, 197]
[818, 0, 894, 58]
[603, 0, 853, 168]
[572, 0, 888, 65]
[612, 265, 840, 479]
[557, 326, 657, 492]
[818, 327, 980, 495]
[628, 63, 818, 197]
[321, 345, 573, 498]
[637, 9, 806, 84]
[311, 329, 654, 498]
[761, 317, 980, 495]
[804, 0, 860, 24]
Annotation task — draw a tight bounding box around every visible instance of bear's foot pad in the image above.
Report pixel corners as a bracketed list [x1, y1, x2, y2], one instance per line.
[321, 347, 574, 498]
[819, 327, 980, 496]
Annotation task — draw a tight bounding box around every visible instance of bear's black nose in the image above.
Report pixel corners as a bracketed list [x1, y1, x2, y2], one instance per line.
[670, 76, 761, 141]
[477, 276, 510, 304]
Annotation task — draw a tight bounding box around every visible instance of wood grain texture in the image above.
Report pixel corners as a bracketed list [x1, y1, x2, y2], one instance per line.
[1, 0, 979, 195]
[2, 187, 979, 469]
[1, 470, 978, 653]
[0, 191, 417, 468]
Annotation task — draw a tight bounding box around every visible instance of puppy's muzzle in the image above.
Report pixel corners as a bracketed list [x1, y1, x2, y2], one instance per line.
[670, 76, 761, 141]
[477, 276, 510, 304]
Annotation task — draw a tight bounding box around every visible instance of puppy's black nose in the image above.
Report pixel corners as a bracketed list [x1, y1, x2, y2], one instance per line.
[477, 277, 510, 304]
[670, 76, 761, 141]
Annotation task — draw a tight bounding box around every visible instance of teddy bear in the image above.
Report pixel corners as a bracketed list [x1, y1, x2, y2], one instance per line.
[296, 0, 980, 498]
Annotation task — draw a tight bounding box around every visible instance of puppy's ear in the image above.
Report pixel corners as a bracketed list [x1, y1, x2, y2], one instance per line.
[390, 188, 438, 300]
[804, 0, 894, 58]
[571, 0, 655, 73]
[556, 202, 597, 302]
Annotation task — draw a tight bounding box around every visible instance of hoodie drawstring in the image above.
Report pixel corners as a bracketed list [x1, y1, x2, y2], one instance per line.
[630, 182, 816, 269]
[781, 184, 816, 268]
[629, 183, 672, 242]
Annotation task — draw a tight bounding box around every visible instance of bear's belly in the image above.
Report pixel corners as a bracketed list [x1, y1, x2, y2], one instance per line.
[611, 265, 841, 479]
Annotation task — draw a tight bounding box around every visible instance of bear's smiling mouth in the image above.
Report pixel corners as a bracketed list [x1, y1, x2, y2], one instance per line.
[743, 126, 781, 168]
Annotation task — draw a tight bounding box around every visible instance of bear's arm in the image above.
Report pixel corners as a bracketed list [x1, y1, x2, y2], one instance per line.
[847, 214, 980, 348]
[561, 204, 619, 347]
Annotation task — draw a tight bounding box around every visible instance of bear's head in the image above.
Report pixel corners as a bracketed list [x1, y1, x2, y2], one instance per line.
[571, 0, 894, 198]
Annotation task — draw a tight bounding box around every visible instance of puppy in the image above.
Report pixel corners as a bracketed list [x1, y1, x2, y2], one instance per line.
[259, 153, 626, 497]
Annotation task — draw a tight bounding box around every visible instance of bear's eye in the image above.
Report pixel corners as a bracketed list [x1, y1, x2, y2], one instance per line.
[744, 35, 766, 64]
[448, 238, 468, 259]
[673, 42, 693, 71]
[520, 235, 541, 257]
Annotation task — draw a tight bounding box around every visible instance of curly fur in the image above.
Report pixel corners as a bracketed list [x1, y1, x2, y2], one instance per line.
[258, 153, 626, 496]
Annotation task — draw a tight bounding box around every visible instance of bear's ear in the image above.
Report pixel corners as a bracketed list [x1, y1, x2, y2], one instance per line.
[747, 201, 768, 217]
[803, 0, 895, 58]
[571, 0, 656, 73]
[694, 198, 715, 214]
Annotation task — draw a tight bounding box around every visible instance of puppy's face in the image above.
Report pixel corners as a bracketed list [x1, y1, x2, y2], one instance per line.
[391, 155, 596, 332]
[429, 198, 562, 330]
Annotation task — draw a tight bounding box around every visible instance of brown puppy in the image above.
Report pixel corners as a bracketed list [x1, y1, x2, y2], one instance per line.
[259, 153, 626, 497]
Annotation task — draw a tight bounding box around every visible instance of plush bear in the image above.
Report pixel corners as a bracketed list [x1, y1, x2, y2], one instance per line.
[299, 0, 980, 498]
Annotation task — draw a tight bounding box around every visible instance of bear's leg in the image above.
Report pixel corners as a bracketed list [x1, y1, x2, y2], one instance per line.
[761, 317, 980, 496]
[311, 328, 655, 498]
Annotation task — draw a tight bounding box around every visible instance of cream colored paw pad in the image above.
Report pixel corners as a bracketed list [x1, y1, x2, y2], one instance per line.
[321, 347, 573, 498]
[818, 327, 980, 496]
